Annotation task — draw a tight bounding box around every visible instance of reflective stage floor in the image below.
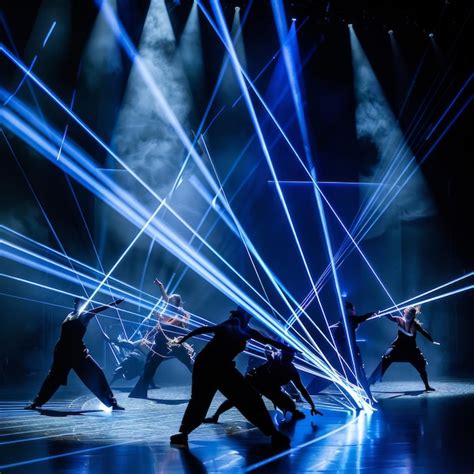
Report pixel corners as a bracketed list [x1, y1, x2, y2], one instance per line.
[0, 380, 473, 473]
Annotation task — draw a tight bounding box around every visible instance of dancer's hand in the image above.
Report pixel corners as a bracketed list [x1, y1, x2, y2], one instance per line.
[175, 336, 185, 345]
[154, 278, 164, 287]
[114, 298, 125, 305]
[311, 407, 323, 416]
[433, 341, 441, 346]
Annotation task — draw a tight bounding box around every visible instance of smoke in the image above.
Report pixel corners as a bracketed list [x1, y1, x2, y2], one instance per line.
[111, 0, 194, 205]
[350, 29, 435, 238]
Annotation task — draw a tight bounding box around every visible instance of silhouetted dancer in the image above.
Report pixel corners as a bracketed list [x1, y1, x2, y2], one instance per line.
[204, 346, 322, 423]
[369, 305, 439, 391]
[24, 297, 125, 410]
[170, 307, 291, 449]
[129, 278, 194, 399]
[102, 332, 158, 388]
[308, 301, 378, 404]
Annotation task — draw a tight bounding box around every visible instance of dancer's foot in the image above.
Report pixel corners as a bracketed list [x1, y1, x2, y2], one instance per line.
[170, 433, 189, 447]
[203, 415, 219, 424]
[112, 403, 125, 410]
[425, 386, 436, 392]
[24, 402, 40, 410]
[291, 410, 306, 420]
[271, 431, 291, 450]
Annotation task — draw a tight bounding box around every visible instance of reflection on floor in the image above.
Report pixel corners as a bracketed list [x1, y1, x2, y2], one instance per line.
[0, 381, 473, 473]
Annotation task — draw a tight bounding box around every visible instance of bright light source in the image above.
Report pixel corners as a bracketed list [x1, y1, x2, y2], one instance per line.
[235, 6, 240, 11]
[428, 32, 434, 38]
[292, 17, 296, 22]
[388, 30, 393, 35]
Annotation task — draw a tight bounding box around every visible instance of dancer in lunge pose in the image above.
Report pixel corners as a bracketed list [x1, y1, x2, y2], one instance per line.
[170, 307, 292, 449]
[204, 345, 323, 423]
[369, 306, 439, 391]
[25, 297, 125, 410]
[129, 278, 194, 399]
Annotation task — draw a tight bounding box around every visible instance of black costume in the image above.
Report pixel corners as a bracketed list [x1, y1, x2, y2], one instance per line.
[28, 301, 122, 409]
[307, 311, 375, 401]
[206, 348, 316, 422]
[106, 336, 157, 387]
[170, 311, 290, 448]
[129, 321, 194, 399]
[369, 315, 434, 389]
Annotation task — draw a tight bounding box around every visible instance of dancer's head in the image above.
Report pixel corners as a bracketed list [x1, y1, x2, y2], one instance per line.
[230, 306, 252, 327]
[345, 301, 355, 316]
[168, 294, 183, 309]
[280, 345, 296, 363]
[404, 305, 421, 321]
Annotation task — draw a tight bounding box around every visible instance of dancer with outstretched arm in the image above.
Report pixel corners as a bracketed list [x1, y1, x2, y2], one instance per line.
[25, 297, 125, 410]
[204, 345, 323, 423]
[170, 307, 293, 449]
[368, 305, 440, 391]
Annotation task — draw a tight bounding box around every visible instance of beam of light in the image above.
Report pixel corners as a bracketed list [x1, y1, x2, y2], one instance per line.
[245, 411, 362, 472]
[369, 284, 474, 320]
[42, 21, 57, 48]
[0, 70, 369, 408]
[376, 272, 474, 314]
[270, 0, 357, 382]
[269, 180, 393, 187]
[2, 56, 38, 106]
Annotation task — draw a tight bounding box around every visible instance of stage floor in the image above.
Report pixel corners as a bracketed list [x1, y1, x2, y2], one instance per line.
[0, 381, 473, 473]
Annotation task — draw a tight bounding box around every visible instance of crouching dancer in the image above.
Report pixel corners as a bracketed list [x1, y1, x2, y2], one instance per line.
[170, 307, 292, 449]
[204, 346, 322, 423]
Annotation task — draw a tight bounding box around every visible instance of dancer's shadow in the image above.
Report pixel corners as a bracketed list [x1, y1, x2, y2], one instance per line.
[148, 398, 189, 405]
[379, 389, 426, 400]
[37, 408, 104, 417]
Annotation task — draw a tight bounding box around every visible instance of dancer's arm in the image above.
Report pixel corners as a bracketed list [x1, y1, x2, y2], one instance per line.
[385, 313, 402, 323]
[291, 371, 323, 416]
[415, 322, 438, 344]
[248, 329, 291, 351]
[355, 312, 377, 324]
[178, 325, 217, 344]
[154, 278, 170, 302]
[82, 298, 125, 323]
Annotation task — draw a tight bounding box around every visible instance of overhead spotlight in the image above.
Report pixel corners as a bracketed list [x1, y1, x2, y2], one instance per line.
[235, 6, 240, 11]
[292, 17, 297, 22]
[428, 32, 434, 38]
[388, 29, 394, 35]
[348, 23, 353, 28]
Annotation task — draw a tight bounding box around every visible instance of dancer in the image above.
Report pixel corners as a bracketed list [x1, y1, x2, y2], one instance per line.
[25, 297, 125, 410]
[129, 278, 194, 399]
[368, 306, 439, 391]
[102, 331, 158, 388]
[170, 307, 292, 449]
[307, 301, 377, 403]
[204, 345, 322, 423]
